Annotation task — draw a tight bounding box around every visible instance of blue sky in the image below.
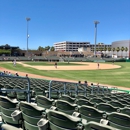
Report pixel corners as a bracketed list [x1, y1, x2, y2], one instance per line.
[0, 0, 130, 50]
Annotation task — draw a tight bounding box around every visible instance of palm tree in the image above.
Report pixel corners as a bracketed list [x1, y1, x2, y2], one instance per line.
[50, 46, 55, 51]
[38, 46, 45, 51]
[104, 47, 107, 55]
[108, 47, 111, 56]
[45, 46, 50, 51]
[121, 47, 125, 57]
[116, 47, 120, 57]
[96, 48, 99, 52]
[101, 48, 104, 52]
[125, 47, 128, 57]
[112, 47, 115, 55]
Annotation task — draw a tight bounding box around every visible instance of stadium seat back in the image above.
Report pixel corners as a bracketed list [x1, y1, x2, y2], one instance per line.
[76, 95, 89, 100]
[96, 103, 118, 113]
[102, 97, 112, 102]
[56, 100, 77, 114]
[19, 101, 45, 125]
[0, 96, 20, 126]
[108, 101, 125, 108]
[120, 107, 130, 116]
[36, 95, 54, 109]
[84, 121, 120, 130]
[77, 99, 94, 107]
[107, 112, 130, 130]
[59, 95, 75, 103]
[33, 87, 46, 96]
[47, 110, 82, 130]
[90, 97, 106, 104]
[79, 105, 104, 122]
[0, 96, 18, 108]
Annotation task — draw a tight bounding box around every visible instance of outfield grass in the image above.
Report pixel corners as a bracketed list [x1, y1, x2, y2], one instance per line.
[0, 62, 130, 88]
[23, 62, 85, 66]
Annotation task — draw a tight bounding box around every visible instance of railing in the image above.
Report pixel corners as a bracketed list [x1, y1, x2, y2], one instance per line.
[48, 80, 110, 99]
[2, 75, 128, 101]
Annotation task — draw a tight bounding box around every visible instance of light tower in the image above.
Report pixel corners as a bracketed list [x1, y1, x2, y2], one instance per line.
[94, 21, 100, 57]
[26, 17, 31, 55]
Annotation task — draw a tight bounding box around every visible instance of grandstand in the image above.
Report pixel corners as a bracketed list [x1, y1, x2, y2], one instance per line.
[0, 74, 130, 130]
[0, 55, 126, 62]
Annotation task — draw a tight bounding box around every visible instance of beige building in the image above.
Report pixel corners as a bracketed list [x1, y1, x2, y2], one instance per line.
[54, 41, 90, 52]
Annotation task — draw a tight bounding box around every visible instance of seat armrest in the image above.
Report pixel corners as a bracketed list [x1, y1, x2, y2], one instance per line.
[37, 118, 48, 130]
[11, 110, 22, 121]
[72, 112, 80, 118]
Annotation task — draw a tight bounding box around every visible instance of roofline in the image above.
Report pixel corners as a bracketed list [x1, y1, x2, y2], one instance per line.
[112, 40, 130, 43]
[54, 41, 90, 45]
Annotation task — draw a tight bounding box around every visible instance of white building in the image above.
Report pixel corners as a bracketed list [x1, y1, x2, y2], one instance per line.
[111, 40, 130, 58]
[54, 41, 90, 52]
[54, 41, 111, 52]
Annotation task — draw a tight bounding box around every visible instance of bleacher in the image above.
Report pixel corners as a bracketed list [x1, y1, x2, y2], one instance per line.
[0, 55, 127, 62]
[0, 75, 130, 130]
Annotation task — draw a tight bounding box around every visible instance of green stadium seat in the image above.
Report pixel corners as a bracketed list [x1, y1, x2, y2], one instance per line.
[76, 99, 95, 107]
[108, 101, 125, 108]
[87, 94, 97, 99]
[90, 97, 106, 104]
[0, 96, 22, 128]
[119, 107, 130, 116]
[19, 101, 46, 130]
[1, 124, 23, 130]
[109, 96, 119, 101]
[55, 100, 77, 114]
[107, 112, 130, 130]
[6, 85, 16, 99]
[33, 87, 46, 96]
[4, 84, 13, 98]
[78, 105, 105, 122]
[59, 95, 75, 103]
[76, 95, 90, 100]
[96, 103, 118, 113]
[118, 99, 130, 106]
[48, 91, 60, 99]
[84, 121, 120, 130]
[102, 97, 112, 102]
[47, 110, 83, 130]
[15, 86, 27, 101]
[124, 98, 130, 103]
[36, 95, 54, 109]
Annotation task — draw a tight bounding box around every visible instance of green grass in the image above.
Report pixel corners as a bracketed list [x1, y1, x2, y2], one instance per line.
[23, 62, 85, 66]
[0, 62, 130, 88]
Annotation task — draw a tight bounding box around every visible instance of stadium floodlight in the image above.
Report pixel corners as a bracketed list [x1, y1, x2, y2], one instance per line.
[26, 17, 31, 55]
[94, 21, 100, 57]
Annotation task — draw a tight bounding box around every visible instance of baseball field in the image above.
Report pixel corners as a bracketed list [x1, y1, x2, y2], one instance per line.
[0, 61, 130, 90]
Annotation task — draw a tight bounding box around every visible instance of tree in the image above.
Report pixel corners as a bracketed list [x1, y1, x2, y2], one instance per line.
[125, 47, 128, 57]
[38, 46, 41, 51]
[50, 46, 55, 51]
[116, 47, 120, 57]
[0, 49, 11, 55]
[121, 47, 124, 57]
[96, 48, 99, 52]
[112, 47, 115, 55]
[38, 46, 45, 51]
[100, 48, 104, 52]
[104, 47, 107, 54]
[108, 47, 111, 52]
[5, 44, 10, 47]
[108, 47, 111, 56]
[45, 46, 50, 51]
